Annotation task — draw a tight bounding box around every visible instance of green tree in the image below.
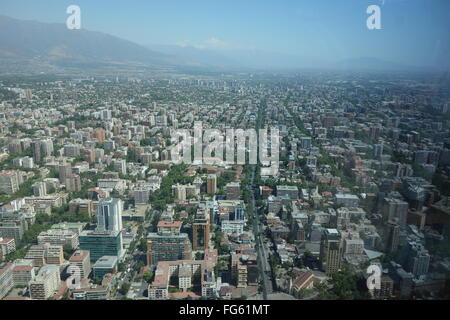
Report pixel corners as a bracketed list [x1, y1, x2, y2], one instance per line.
[119, 283, 131, 295]
[143, 271, 154, 283]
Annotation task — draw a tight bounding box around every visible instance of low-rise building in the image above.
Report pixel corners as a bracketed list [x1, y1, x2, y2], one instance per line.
[92, 256, 118, 279]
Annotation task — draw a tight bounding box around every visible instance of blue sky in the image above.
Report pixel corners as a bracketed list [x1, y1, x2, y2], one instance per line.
[1, 0, 449, 67]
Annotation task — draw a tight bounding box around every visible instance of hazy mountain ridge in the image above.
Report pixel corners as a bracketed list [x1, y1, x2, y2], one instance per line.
[0, 15, 198, 73]
[0, 15, 441, 74]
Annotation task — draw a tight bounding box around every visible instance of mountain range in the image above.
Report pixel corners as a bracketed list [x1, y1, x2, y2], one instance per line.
[0, 15, 438, 74]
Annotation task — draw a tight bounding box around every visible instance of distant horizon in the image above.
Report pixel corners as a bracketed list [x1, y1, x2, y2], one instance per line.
[0, 0, 449, 71]
[0, 14, 442, 74]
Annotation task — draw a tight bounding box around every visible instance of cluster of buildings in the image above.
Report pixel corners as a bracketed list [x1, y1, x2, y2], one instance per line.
[0, 73, 449, 301]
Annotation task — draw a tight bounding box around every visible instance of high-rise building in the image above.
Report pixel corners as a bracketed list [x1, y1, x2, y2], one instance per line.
[322, 115, 336, 129]
[414, 150, 429, 165]
[82, 148, 96, 164]
[369, 125, 381, 140]
[225, 181, 241, 200]
[406, 241, 430, 277]
[146, 220, 192, 265]
[79, 230, 122, 264]
[30, 141, 41, 163]
[0, 171, 20, 194]
[382, 198, 409, 228]
[32, 181, 47, 197]
[374, 144, 383, 158]
[172, 184, 187, 202]
[24, 88, 32, 100]
[0, 220, 25, 243]
[319, 229, 343, 276]
[192, 209, 210, 251]
[69, 250, 91, 280]
[92, 128, 106, 144]
[277, 185, 299, 200]
[0, 237, 16, 256]
[40, 139, 54, 157]
[207, 174, 217, 194]
[134, 189, 150, 204]
[29, 265, 61, 300]
[58, 163, 72, 184]
[64, 144, 81, 157]
[12, 260, 35, 287]
[97, 198, 123, 233]
[8, 140, 22, 155]
[386, 221, 400, 253]
[0, 263, 14, 299]
[100, 109, 112, 120]
[113, 159, 127, 175]
[65, 174, 82, 192]
[299, 136, 312, 150]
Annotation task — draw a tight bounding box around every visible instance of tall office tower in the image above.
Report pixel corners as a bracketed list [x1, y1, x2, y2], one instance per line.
[207, 174, 217, 194]
[225, 181, 241, 200]
[146, 219, 192, 265]
[58, 163, 72, 184]
[386, 221, 400, 253]
[192, 209, 210, 251]
[30, 141, 41, 163]
[97, 198, 123, 233]
[79, 230, 122, 264]
[69, 250, 92, 280]
[319, 229, 343, 276]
